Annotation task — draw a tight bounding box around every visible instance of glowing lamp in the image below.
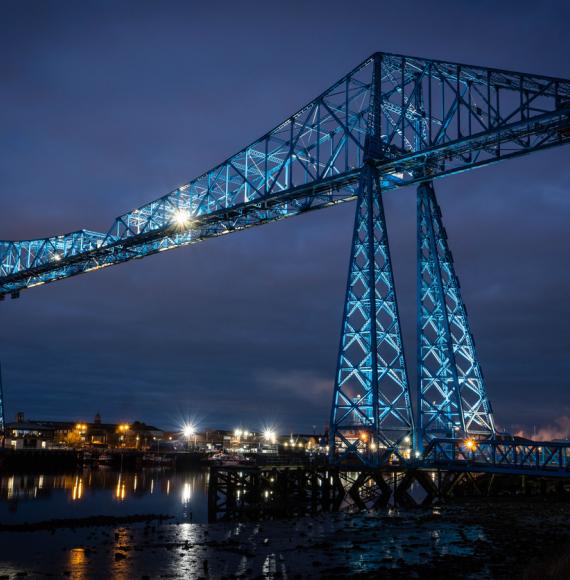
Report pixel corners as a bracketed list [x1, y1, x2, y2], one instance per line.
[183, 424, 196, 438]
[172, 209, 191, 227]
[464, 438, 478, 451]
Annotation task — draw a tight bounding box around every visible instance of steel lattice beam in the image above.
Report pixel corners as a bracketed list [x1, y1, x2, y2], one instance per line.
[1, 52, 569, 297]
[0, 361, 5, 436]
[424, 438, 570, 478]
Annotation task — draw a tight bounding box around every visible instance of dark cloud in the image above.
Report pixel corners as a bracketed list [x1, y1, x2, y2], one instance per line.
[1, 0, 569, 433]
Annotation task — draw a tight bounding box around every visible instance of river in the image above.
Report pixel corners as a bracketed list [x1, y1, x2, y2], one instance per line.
[0, 467, 209, 525]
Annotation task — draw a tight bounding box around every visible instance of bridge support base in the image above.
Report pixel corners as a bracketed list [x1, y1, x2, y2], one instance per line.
[208, 463, 570, 521]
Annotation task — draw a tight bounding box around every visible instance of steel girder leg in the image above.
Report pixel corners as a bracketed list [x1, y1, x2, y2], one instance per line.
[0, 361, 5, 445]
[417, 181, 495, 451]
[329, 164, 414, 466]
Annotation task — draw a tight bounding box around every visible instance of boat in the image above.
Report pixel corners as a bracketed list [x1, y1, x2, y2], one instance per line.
[97, 452, 114, 464]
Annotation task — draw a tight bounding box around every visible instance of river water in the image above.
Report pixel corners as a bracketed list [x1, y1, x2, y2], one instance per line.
[0, 467, 209, 525]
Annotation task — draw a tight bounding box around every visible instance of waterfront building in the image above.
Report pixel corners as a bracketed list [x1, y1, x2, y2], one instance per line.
[5, 412, 163, 450]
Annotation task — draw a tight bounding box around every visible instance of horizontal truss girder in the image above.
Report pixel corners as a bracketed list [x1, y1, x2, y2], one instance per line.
[424, 438, 570, 478]
[1, 51, 569, 296]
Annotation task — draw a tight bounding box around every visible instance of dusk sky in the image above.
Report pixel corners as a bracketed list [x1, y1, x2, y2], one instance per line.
[1, 1, 569, 435]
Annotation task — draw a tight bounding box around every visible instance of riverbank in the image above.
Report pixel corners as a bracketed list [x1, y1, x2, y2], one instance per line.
[0, 498, 568, 578]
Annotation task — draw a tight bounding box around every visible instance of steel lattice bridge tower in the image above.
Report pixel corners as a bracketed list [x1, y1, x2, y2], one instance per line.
[1, 53, 569, 472]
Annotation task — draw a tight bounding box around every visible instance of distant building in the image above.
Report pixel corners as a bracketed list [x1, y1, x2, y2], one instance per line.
[6, 412, 163, 450]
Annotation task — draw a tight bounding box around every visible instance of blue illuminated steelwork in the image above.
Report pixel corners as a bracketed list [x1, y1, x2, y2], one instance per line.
[417, 182, 495, 449]
[424, 438, 570, 478]
[0, 52, 569, 468]
[1, 52, 568, 298]
[329, 164, 414, 465]
[0, 361, 5, 436]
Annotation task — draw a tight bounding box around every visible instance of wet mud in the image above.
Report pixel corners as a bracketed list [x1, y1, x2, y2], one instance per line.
[0, 498, 568, 579]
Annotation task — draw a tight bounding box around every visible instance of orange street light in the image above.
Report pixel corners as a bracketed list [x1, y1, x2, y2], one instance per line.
[464, 438, 478, 451]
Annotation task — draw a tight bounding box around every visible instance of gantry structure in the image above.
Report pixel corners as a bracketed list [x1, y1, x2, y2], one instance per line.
[1, 53, 569, 471]
[0, 361, 5, 437]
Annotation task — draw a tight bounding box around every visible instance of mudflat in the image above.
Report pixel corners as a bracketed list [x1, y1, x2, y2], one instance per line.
[0, 498, 568, 579]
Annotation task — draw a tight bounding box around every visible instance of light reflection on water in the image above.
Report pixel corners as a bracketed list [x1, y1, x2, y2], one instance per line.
[0, 472, 492, 579]
[0, 468, 209, 524]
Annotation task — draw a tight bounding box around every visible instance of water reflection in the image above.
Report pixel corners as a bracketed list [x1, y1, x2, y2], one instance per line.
[115, 474, 126, 501]
[68, 547, 87, 580]
[111, 526, 132, 579]
[71, 476, 83, 501]
[0, 468, 209, 524]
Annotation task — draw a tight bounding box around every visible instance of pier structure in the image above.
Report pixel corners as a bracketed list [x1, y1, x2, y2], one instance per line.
[208, 445, 570, 521]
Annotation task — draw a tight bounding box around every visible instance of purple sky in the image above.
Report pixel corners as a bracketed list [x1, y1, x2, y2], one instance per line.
[1, 0, 569, 434]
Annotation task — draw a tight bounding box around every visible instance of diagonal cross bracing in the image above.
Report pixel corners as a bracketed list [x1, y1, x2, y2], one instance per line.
[329, 164, 414, 465]
[417, 181, 495, 447]
[1, 52, 569, 297]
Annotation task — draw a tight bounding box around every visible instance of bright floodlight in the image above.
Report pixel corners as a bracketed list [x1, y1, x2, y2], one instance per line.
[464, 438, 478, 451]
[172, 209, 191, 227]
[263, 428, 276, 443]
[183, 424, 196, 438]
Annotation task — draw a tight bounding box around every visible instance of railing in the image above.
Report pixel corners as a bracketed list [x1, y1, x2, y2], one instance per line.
[423, 437, 570, 476]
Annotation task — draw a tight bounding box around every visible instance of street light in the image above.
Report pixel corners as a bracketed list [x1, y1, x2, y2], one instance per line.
[263, 428, 276, 445]
[182, 423, 197, 450]
[464, 438, 478, 452]
[116, 423, 130, 447]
